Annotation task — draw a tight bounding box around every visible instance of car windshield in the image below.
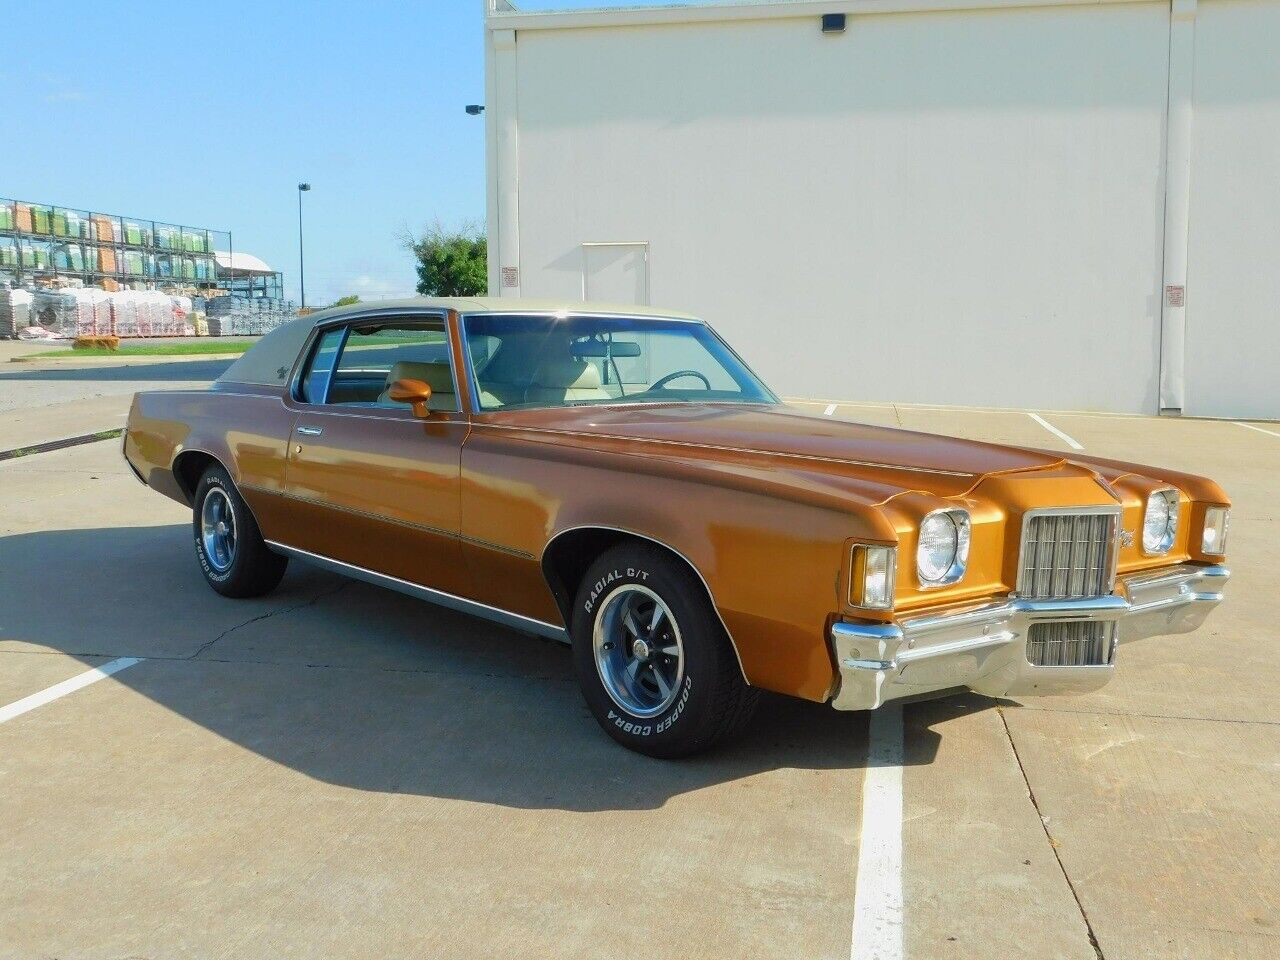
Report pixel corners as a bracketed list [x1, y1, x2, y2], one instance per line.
[463, 314, 778, 411]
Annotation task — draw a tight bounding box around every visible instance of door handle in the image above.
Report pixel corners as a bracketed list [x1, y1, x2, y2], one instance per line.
[297, 426, 324, 436]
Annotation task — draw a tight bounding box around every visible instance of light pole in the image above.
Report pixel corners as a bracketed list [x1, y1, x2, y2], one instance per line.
[297, 182, 311, 308]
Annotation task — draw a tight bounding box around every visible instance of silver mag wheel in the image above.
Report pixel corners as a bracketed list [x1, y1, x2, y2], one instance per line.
[200, 487, 238, 574]
[592, 584, 685, 719]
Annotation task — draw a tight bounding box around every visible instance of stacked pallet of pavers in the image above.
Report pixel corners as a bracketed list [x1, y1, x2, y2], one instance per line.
[206, 296, 246, 336]
[204, 296, 296, 337]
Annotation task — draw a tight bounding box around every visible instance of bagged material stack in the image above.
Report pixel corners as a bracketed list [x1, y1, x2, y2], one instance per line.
[32, 288, 109, 338]
[92, 215, 119, 244]
[123, 251, 145, 276]
[148, 291, 174, 335]
[64, 210, 87, 239]
[92, 289, 112, 333]
[169, 295, 194, 336]
[109, 291, 139, 337]
[32, 289, 71, 336]
[1, 288, 35, 338]
[84, 288, 112, 336]
[147, 292, 177, 336]
[133, 291, 155, 337]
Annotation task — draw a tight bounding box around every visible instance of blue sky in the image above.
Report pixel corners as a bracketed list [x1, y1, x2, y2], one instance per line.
[5, 0, 701, 305]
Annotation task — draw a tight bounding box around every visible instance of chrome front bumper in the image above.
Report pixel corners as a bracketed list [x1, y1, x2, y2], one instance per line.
[830, 563, 1229, 711]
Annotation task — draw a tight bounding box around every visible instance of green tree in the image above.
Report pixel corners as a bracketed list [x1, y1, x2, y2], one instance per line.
[332, 295, 361, 307]
[402, 222, 487, 297]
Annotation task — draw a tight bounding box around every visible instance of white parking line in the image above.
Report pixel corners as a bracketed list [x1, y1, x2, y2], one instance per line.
[0, 658, 143, 725]
[824, 403, 838, 417]
[1236, 422, 1280, 439]
[851, 703, 904, 960]
[1027, 413, 1084, 450]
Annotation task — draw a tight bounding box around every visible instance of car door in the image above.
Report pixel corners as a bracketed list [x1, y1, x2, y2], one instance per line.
[279, 310, 470, 597]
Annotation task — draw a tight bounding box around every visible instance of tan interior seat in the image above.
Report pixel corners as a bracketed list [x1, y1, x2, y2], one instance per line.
[378, 360, 456, 411]
[525, 357, 611, 406]
[476, 335, 613, 408]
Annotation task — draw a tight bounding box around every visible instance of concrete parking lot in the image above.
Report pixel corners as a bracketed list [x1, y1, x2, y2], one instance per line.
[1, 357, 1276, 959]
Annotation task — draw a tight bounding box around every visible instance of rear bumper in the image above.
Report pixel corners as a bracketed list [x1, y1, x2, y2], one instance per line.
[830, 563, 1228, 711]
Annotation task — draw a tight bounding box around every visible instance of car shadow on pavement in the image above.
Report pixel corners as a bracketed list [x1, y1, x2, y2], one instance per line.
[0, 523, 991, 812]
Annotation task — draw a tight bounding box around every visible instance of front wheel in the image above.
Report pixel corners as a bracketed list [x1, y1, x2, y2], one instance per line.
[192, 464, 287, 598]
[571, 543, 759, 758]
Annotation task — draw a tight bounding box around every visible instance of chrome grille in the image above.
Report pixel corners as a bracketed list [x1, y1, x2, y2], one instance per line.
[1026, 622, 1114, 667]
[1018, 509, 1118, 599]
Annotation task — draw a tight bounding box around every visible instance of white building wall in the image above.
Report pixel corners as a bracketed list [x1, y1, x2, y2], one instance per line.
[487, 0, 1279, 417]
[1184, 0, 1280, 419]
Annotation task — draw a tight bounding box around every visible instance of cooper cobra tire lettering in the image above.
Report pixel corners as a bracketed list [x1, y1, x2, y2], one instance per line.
[605, 675, 691, 737]
[196, 479, 232, 582]
[656, 677, 693, 733]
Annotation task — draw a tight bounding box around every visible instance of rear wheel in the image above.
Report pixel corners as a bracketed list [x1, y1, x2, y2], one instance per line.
[192, 464, 287, 598]
[571, 543, 758, 758]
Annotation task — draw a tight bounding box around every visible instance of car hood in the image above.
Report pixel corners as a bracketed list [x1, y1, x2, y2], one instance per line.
[488, 403, 1072, 499]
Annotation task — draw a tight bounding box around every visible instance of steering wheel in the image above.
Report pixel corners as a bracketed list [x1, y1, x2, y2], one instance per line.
[651, 369, 712, 391]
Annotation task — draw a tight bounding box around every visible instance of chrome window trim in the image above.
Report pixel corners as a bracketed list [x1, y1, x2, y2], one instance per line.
[699, 322, 782, 405]
[1014, 504, 1122, 598]
[457, 310, 778, 415]
[289, 307, 461, 415]
[1141, 487, 1181, 556]
[265, 540, 568, 643]
[294, 325, 348, 406]
[915, 507, 971, 589]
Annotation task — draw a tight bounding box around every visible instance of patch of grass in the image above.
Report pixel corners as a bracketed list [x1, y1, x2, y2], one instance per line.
[23, 340, 255, 359]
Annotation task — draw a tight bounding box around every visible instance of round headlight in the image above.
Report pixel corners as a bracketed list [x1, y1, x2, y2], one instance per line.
[1142, 490, 1178, 554]
[917, 510, 970, 585]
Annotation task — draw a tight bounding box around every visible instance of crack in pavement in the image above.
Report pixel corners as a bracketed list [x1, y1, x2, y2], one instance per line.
[999, 706, 1106, 960]
[187, 582, 351, 660]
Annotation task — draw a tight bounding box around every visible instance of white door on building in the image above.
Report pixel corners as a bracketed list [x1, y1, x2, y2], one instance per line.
[581, 242, 649, 305]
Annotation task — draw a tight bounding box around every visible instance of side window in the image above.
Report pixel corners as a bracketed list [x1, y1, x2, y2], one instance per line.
[328, 321, 456, 410]
[299, 328, 345, 403]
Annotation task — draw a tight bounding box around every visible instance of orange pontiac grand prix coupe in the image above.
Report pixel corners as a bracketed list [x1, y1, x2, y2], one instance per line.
[124, 299, 1230, 756]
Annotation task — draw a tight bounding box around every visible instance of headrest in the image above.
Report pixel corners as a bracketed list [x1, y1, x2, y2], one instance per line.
[386, 360, 454, 393]
[531, 358, 601, 390]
